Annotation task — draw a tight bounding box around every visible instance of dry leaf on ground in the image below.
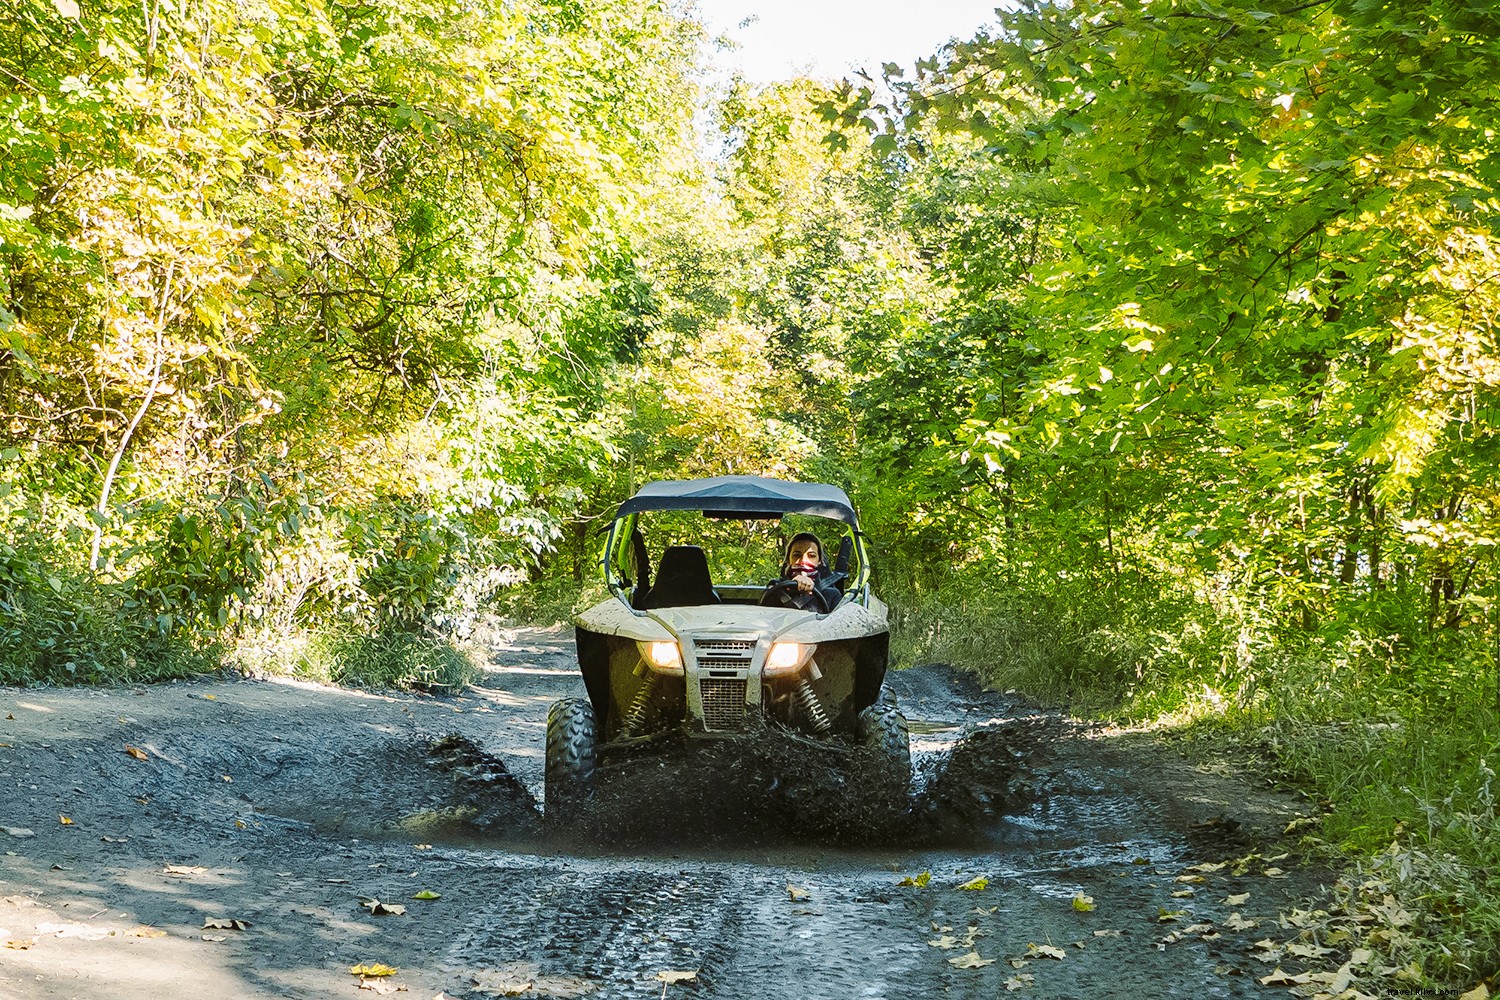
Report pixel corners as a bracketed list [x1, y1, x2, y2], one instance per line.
[124, 746, 148, 761]
[898, 872, 931, 887]
[163, 865, 208, 876]
[958, 875, 990, 891]
[350, 964, 399, 977]
[786, 885, 809, 901]
[1004, 973, 1035, 991]
[361, 900, 407, 916]
[203, 917, 250, 931]
[1026, 943, 1067, 960]
[1072, 893, 1095, 912]
[948, 951, 996, 969]
[1223, 893, 1250, 906]
[411, 891, 441, 900]
[655, 970, 698, 984]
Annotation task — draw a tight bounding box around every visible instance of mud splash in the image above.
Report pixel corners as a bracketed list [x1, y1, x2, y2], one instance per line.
[403, 718, 1058, 850]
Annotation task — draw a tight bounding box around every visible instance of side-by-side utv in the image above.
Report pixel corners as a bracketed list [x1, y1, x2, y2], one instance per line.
[548, 475, 909, 819]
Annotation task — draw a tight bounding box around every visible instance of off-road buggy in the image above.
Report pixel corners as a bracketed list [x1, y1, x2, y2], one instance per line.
[547, 475, 909, 819]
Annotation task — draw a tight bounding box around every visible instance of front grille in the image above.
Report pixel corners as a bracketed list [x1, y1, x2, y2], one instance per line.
[694, 639, 756, 671]
[699, 678, 748, 731]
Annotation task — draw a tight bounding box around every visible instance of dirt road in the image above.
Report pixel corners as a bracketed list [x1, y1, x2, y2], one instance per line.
[0, 627, 1324, 999]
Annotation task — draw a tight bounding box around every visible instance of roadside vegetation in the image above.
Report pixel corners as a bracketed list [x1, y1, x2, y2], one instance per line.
[2, 0, 1497, 990]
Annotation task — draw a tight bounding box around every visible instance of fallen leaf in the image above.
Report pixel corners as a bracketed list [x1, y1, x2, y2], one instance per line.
[163, 865, 208, 876]
[958, 875, 990, 891]
[413, 844, 432, 851]
[124, 746, 149, 761]
[1072, 893, 1095, 912]
[655, 970, 698, 983]
[1262, 867, 1286, 877]
[350, 964, 399, 977]
[411, 890, 441, 900]
[1184, 862, 1227, 874]
[786, 885, 809, 901]
[357, 978, 407, 994]
[1007, 958, 1027, 969]
[5, 938, 35, 950]
[1093, 929, 1123, 938]
[1224, 912, 1258, 931]
[1158, 909, 1186, 923]
[1286, 941, 1334, 959]
[130, 926, 168, 938]
[200, 934, 227, 942]
[58, 815, 73, 825]
[362, 900, 406, 916]
[1459, 986, 1490, 1000]
[1175, 874, 1205, 884]
[948, 951, 996, 969]
[898, 871, 931, 887]
[1026, 943, 1066, 960]
[221, 775, 233, 783]
[1223, 893, 1250, 906]
[929, 935, 960, 949]
[1004, 974, 1035, 991]
[1171, 890, 1195, 898]
[203, 917, 250, 931]
[203, 694, 217, 701]
[1258, 968, 1313, 987]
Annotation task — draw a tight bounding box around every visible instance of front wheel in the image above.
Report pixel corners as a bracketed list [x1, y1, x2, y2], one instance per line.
[545, 698, 598, 823]
[856, 702, 911, 808]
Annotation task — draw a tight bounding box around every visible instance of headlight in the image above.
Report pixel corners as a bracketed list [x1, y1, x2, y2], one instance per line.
[638, 640, 683, 671]
[765, 641, 813, 673]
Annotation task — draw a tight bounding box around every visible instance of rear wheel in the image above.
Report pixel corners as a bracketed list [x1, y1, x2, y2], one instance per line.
[856, 700, 911, 808]
[545, 698, 598, 823]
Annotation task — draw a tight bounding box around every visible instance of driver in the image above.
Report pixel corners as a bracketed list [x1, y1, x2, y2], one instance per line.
[762, 532, 843, 613]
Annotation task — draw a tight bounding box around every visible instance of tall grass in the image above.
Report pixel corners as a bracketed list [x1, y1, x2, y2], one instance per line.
[890, 568, 1500, 987]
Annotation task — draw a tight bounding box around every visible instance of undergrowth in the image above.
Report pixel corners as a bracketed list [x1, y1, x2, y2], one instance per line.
[891, 569, 1500, 990]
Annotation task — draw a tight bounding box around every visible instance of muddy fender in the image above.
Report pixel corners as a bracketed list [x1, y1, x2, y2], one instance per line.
[545, 698, 598, 823]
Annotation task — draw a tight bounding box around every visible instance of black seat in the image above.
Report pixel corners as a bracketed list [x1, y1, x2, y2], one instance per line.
[642, 545, 720, 609]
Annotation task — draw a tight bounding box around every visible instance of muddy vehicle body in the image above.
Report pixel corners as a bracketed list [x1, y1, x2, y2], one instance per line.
[548, 475, 909, 818]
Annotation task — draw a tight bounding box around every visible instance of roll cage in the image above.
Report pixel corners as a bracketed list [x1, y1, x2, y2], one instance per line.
[600, 475, 876, 615]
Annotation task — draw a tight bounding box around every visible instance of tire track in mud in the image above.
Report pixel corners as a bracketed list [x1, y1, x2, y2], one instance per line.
[441, 854, 938, 999]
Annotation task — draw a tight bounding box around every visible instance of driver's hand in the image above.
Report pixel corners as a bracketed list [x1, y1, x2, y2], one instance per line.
[794, 572, 814, 594]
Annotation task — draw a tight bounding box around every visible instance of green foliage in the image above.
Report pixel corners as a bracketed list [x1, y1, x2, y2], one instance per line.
[295, 628, 476, 691]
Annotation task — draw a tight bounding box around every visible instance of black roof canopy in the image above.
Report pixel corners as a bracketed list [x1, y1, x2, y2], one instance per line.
[615, 475, 859, 525]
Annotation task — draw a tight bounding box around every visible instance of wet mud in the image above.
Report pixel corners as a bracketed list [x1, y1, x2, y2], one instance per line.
[1, 634, 1324, 1000]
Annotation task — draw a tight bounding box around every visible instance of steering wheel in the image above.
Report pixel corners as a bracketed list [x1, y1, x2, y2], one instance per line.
[763, 578, 830, 613]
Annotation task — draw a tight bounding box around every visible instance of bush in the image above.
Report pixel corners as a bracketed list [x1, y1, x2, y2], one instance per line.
[0, 539, 213, 686]
[294, 628, 477, 691]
